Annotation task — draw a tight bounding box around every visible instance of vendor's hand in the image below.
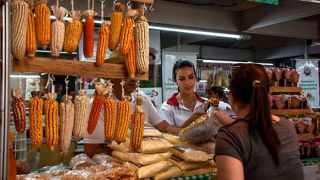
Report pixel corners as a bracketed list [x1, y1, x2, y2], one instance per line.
[212, 110, 234, 126]
[182, 111, 207, 128]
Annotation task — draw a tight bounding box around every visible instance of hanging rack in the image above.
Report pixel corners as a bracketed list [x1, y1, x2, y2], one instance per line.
[100, 0, 105, 21]
[131, 0, 154, 4]
[65, 75, 69, 97]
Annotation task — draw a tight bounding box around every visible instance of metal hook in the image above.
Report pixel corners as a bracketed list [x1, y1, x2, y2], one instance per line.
[51, 74, 55, 82]
[142, 3, 147, 11]
[149, 4, 154, 12]
[127, 0, 132, 9]
[65, 75, 69, 84]
[100, 0, 105, 21]
[71, 0, 74, 11]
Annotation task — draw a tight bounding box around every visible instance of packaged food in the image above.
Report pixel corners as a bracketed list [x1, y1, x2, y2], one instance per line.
[61, 170, 91, 180]
[137, 161, 173, 179]
[112, 151, 172, 165]
[154, 166, 182, 180]
[170, 145, 212, 162]
[69, 154, 96, 170]
[183, 166, 217, 177]
[92, 153, 122, 165]
[169, 156, 209, 171]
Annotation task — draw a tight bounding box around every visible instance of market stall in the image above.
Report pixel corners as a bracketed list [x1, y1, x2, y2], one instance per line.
[2, 0, 218, 179]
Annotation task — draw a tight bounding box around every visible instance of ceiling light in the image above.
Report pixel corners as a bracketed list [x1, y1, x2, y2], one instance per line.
[10, 75, 40, 78]
[200, 59, 273, 66]
[149, 25, 245, 39]
[300, 0, 320, 3]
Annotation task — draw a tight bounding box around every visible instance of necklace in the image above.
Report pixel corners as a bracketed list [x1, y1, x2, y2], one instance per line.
[178, 93, 197, 110]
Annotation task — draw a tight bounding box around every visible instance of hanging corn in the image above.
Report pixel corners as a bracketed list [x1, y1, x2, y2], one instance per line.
[95, 0, 110, 66]
[29, 81, 43, 148]
[104, 82, 116, 141]
[34, 0, 51, 49]
[87, 82, 105, 134]
[26, 0, 37, 58]
[135, 12, 149, 74]
[83, 0, 98, 58]
[63, 9, 83, 54]
[114, 80, 131, 143]
[11, 0, 28, 60]
[11, 89, 26, 133]
[59, 77, 75, 155]
[126, 37, 137, 79]
[45, 77, 59, 151]
[109, 2, 124, 52]
[51, 5, 67, 57]
[119, 17, 134, 55]
[73, 89, 90, 140]
[130, 94, 145, 151]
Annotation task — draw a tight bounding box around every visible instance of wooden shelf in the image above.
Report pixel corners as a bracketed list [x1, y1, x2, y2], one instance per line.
[270, 87, 302, 93]
[297, 133, 320, 141]
[131, 0, 154, 4]
[12, 57, 148, 80]
[271, 109, 313, 116]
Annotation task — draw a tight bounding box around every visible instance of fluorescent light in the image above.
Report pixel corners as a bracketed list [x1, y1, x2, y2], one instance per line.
[10, 75, 40, 78]
[36, 49, 77, 55]
[300, 0, 320, 3]
[200, 59, 273, 66]
[149, 25, 243, 39]
[202, 59, 246, 64]
[199, 80, 207, 83]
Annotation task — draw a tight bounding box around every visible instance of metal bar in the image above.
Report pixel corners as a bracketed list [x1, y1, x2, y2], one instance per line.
[0, 1, 10, 179]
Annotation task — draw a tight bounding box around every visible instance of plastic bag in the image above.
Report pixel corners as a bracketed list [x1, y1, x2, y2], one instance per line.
[170, 145, 212, 162]
[179, 108, 221, 144]
[69, 154, 96, 170]
[92, 153, 122, 165]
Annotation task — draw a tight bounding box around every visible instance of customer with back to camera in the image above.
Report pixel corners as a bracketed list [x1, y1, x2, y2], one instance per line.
[213, 63, 303, 180]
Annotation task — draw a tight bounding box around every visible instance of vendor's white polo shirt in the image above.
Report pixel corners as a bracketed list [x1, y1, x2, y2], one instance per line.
[159, 93, 206, 127]
[83, 91, 162, 144]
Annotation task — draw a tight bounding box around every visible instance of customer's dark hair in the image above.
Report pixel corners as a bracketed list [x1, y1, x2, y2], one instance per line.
[172, 60, 196, 82]
[230, 63, 280, 166]
[207, 86, 225, 99]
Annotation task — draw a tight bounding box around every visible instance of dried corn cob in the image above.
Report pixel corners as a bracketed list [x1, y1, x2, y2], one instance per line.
[34, 1, 51, 49]
[45, 93, 59, 151]
[95, 21, 110, 66]
[73, 90, 90, 140]
[104, 96, 116, 141]
[26, 1, 37, 58]
[63, 10, 82, 54]
[109, 3, 124, 52]
[11, 89, 26, 133]
[51, 5, 67, 57]
[114, 96, 131, 143]
[11, 0, 28, 60]
[87, 83, 105, 134]
[29, 95, 43, 148]
[119, 18, 134, 55]
[135, 15, 149, 74]
[126, 37, 136, 79]
[59, 95, 75, 155]
[83, 10, 97, 58]
[130, 95, 145, 150]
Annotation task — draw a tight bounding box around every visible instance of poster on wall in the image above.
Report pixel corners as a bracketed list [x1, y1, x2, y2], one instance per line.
[140, 87, 162, 110]
[296, 59, 320, 108]
[162, 52, 198, 101]
[149, 30, 161, 65]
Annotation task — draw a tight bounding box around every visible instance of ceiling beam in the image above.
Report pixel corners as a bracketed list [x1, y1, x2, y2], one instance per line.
[148, 0, 239, 32]
[245, 20, 319, 39]
[241, 0, 320, 31]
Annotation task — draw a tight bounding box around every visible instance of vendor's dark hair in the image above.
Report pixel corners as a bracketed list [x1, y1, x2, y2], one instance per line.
[172, 60, 196, 82]
[230, 63, 280, 166]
